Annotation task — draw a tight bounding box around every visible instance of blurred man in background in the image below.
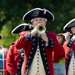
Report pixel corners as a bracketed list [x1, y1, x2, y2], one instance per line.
[63, 18, 75, 75]
[53, 33, 66, 75]
[6, 23, 33, 75]
[6, 25, 25, 75]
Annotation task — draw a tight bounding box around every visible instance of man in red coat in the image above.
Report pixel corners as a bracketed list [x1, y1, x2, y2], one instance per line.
[6, 42, 24, 75]
[52, 33, 65, 62]
[6, 23, 33, 75]
[6, 24, 27, 75]
[15, 8, 64, 75]
[52, 33, 66, 75]
[63, 18, 75, 75]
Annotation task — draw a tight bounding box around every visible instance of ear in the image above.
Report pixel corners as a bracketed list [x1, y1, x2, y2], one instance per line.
[31, 19, 33, 22]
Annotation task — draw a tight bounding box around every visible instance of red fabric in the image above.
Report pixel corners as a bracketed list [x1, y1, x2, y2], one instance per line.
[63, 41, 70, 59]
[15, 31, 64, 75]
[52, 45, 65, 62]
[63, 41, 75, 62]
[6, 44, 21, 75]
[70, 42, 75, 51]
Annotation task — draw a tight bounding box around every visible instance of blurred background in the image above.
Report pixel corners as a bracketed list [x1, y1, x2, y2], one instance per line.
[0, 0, 75, 48]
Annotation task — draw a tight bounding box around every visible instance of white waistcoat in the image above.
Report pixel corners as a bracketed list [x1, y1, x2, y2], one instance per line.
[28, 46, 46, 75]
[68, 52, 75, 75]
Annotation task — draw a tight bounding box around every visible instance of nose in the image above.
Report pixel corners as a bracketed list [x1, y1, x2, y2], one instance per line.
[37, 21, 41, 24]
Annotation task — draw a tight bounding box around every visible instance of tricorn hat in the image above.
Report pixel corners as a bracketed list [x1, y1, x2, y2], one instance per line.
[0, 34, 3, 39]
[11, 23, 34, 34]
[63, 18, 75, 30]
[23, 8, 54, 21]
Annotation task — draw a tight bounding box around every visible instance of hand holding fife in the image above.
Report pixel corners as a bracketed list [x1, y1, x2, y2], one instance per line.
[31, 25, 38, 36]
[63, 32, 70, 41]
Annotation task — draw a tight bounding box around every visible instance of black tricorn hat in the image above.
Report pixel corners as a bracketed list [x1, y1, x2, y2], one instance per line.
[63, 18, 75, 30]
[23, 8, 54, 21]
[11, 23, 34, 34]
[0, 34, 3, 39]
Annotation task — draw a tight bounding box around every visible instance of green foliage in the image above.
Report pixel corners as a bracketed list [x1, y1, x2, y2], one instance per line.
[0, 25, 19, 48]
[0, 0, 75, 48]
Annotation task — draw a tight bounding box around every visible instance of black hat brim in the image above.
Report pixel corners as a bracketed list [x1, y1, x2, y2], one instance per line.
[0, 34, 3, 39]
[63, 19, 75, 30]
[23, 8, 54, 21]
[11, 23, 34, 34]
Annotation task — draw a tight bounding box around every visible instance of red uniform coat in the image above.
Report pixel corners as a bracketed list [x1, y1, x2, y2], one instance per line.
[52, 44, 65, 62]
[63, 40, 75, 74]
[6, 43, 21, 75]
[63, 40, 75, 60]
[15, 31, 64, 75]
[63, 41, 70, 59]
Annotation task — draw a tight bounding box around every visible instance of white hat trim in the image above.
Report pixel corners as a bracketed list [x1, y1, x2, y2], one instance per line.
[63, 18, 75, 30]
[23, 8, 54, 21]
[11, 23, 29, 34]
[23, 8, 42, 20]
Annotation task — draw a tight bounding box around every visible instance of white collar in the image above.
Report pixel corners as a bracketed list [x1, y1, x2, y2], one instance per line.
[72, 35, 75, 40]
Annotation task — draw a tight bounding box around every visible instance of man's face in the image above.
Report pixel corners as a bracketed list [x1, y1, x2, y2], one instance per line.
[71, 27, 75, 34]
[56, 35, 63, 44]
[31, 18, 47, 27]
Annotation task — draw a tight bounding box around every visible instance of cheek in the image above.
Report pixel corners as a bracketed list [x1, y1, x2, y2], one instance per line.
[33, 24, 37, 27]
[32, 22, 37, 27]
[41, 22, 46, 26]
[71, 29, 75, 32]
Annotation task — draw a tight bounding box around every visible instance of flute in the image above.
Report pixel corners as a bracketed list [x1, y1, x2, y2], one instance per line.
[57, 33, 72, 36]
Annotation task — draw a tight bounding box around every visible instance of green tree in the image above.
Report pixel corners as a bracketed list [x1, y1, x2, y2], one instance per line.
[0, 0, 75, 48]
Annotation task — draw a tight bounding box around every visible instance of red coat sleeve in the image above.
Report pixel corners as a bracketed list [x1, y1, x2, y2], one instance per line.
[52, 45, 65, 62]
[6, 44, 18, 75]
[63, 41, 70, 59]
[70, 42, 75, 51]
[47, 32, 65, 61]
[63, 40, 75, 59]
[15, 31, 30, 49]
